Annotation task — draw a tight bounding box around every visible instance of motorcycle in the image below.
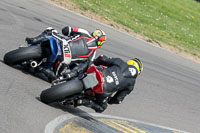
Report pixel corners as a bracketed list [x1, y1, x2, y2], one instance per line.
[40, 64, 104, 106]
[3, 33, 83, 78]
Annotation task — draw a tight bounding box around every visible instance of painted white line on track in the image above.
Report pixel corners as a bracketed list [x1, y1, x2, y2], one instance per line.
[45, 113, 190, 133]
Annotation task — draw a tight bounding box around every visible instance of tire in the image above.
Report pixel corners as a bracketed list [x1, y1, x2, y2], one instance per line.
[40, 78, 84, 104]
[3, 45, 42, 65]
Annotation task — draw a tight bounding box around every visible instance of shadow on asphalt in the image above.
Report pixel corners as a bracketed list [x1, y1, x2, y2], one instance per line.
[1, 59, 30, 74]
[1, 60, 50, 82]
[50, 102, 96, 120]
[39, 101, 122, 133]
[0, 60, 4, 63]
[2, 58, 95, 120]
[36, 97, 97, 121]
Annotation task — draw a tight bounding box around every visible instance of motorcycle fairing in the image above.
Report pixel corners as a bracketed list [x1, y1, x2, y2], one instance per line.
[48, 37, 61, 63]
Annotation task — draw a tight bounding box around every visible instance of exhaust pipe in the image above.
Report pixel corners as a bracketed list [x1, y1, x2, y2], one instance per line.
[30, 61, 38, 68]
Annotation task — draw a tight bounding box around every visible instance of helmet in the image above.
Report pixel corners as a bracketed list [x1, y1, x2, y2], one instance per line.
[91, 29, 107, 47]
[127, 58, 143, 77]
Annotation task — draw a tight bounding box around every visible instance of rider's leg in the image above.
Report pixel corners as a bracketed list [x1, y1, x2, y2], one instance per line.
[76, 98, 107, 113]
[26, 27, 57, 44]
[76, 94, 108, 113]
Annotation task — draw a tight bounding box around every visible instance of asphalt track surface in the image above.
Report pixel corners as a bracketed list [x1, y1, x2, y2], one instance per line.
[0, 0, 200, 133]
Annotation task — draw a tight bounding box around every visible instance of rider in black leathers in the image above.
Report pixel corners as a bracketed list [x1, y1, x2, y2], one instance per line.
[63, 55, 143, 113]
[26, 27, 107, 82]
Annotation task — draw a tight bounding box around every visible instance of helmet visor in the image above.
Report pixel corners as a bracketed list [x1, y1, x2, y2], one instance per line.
[98, 36, 107, 46]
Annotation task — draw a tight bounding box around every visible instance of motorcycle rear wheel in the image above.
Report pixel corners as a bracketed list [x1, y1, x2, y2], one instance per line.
[40, 78, 84, 104]
[3, 45, 42, 65]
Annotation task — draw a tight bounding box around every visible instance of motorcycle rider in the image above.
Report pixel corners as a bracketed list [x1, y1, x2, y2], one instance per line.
[25, 26, 107, 82]
[62, 55, 143, 113]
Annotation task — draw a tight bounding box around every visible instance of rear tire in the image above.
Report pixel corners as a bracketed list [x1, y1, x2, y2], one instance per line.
[3, 45, 42, 65]
[40, 78, 84, 104]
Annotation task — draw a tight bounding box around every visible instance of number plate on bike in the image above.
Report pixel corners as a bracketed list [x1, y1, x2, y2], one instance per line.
[82, 73, 98, 89]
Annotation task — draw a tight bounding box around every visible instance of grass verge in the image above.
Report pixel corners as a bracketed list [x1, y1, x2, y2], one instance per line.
[50, 0, 200, 63]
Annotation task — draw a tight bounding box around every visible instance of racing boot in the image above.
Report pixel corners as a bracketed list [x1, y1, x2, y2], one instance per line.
[76, 98, 106, 113]
[25, 27, 56, 44]
[25, 34, 46, 44]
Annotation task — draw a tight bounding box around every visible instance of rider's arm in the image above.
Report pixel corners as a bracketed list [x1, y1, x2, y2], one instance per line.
[108, 86, 134, 104]
[89, 51, 96, 62]
[72, 60, 91, 74]
[62, 26, 91, 36]
[93, 55, 121, 67]
[63, 60, 92, 79]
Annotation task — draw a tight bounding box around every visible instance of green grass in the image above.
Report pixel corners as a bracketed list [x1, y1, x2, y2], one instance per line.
[57, 0, 200, 57]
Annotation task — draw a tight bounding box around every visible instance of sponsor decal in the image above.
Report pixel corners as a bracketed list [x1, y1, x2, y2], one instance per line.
[112, 72, 119, 85]
[63, 42, 70, 54]
[106, 75, 114, 83]
[62, 39, 72, 64]
[64, 54, 71, 58]
[129, 68, 136, 76]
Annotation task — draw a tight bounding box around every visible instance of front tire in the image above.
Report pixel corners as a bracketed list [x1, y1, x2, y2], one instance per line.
[3, 45, 42, 65]
[40, 78, 84, 104]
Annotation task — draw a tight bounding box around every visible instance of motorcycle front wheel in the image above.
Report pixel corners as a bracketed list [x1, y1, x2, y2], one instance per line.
[3, 45, 42, 65]
[40, 78, 84, 104]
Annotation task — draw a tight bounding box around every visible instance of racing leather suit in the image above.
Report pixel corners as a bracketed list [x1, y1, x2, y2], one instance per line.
[54, 26, 99, 76]
[68, 55, 137, 113]
[62, 26, 98, 62]
[27, 26, 99, 82]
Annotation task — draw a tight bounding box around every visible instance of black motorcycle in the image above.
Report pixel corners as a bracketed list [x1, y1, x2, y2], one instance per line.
[40, 65, 104, 106]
